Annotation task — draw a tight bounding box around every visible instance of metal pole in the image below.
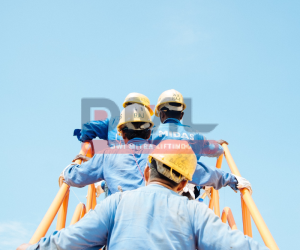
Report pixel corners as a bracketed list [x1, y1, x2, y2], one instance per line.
[221, 207, 238, 230]
[222, 144, 279, 250]
[29, 183, 70, 244]
[56, 190, 70, 230]
[70, 203, 86, 225]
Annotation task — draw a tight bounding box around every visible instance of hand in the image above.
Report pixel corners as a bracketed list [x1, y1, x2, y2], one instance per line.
[58, 176, 64, 187]
[72, 154, 91, 162]
[217, 140, 228, 146]
[204, 186, 212, 199]
[17, 243, 32, 250]
[96, 185, 104, 198]
[233, 175, 253, 195]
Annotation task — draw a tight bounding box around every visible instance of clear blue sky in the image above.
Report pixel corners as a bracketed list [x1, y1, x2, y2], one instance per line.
[1, 1, 299, 249]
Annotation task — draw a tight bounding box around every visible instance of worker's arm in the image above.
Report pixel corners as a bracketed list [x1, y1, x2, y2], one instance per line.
[190, 162, 238, 191]
[25, 193, 120, 250]
[75, 118, 110, 142]
[191, 202, 269, 250]
[63, 153, 106, 187]
[195, 134, 224, 158]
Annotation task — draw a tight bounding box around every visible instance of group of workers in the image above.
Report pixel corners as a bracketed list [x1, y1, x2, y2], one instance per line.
[18, 89, 268, 250]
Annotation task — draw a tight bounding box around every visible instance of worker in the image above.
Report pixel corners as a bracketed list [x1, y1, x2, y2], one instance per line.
[151, 89, 225, 159]
[74, 92, 154, 146]
[59, 104, 251, 197]
[151, 89, 231, 198]
[18, 142, 267, 250]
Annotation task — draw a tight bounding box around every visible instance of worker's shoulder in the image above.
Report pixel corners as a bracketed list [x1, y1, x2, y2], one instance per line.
[94, 192, 122, 212]
[186, 200, 213, 217]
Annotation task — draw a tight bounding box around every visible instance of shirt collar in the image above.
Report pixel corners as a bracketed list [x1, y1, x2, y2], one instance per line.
[163, 118, 181, 124]
[145, 184, 180, 196]
[127, 138, 149, 145]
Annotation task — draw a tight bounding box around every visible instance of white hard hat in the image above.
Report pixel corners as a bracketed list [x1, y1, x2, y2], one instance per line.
[117, 103, 154, 135]
[154, 89, 186, 117]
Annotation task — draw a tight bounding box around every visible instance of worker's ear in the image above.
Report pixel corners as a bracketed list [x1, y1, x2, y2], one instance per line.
[160, 111, 166, 123]
[144, 164, 150, 185]
[179, 112, 184, 121]
[146, 130, 151, 140]
[175, 180, 188, 192]
[120, 131, 127, 140]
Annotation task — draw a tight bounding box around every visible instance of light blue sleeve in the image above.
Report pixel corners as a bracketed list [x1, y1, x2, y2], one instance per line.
[196, 134, 224, 158]
[27, 193, 120, 250]
[64, 153, 105, 187]
[190, 202, 270, 250]
[190, 162, 238, 190]
[80, 119, 110, 142]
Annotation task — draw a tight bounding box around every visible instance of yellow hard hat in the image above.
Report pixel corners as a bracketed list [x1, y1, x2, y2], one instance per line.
[154, 89, 186, 117]
[117, 103, 154, 134]
[123, 93, 154, 116]
[148, 140, 197, 182]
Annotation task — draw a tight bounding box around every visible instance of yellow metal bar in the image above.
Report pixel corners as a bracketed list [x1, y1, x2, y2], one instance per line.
[213, 189, 220, 217]
[56, 190, 70, 230]
[92, 186, 97, 210]
[221, 207, 238, 230]
[212, 155, 223, 217]
[86, 184, 96, 212]
[241, 195, 253, 237]
[208, 188, 214, 210]
[84, 141, 96, 212]
[29, 183, 70, 244]
[216, 154, 224, 169]
[70, 203, 85, 225]
[222, 144, 279, 250]
[80, 204, 86, 219]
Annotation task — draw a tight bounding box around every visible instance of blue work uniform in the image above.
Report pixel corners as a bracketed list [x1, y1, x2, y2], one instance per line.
[28, 184, 268, 250]
[64, 138, 237, 195]
[74, 117, 122, 145]
[150, 118, 224, 160]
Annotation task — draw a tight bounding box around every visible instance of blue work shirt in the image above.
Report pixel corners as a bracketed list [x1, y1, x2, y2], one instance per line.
[150, 118, 224, 160]
[64, 139, 237, 195]
[76, 117, 123, 145]
[28, 184, 268, 250]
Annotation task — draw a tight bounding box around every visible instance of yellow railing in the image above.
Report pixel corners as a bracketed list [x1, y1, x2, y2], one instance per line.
[29, 141, 96, 244]
[205, 144, 279, 250]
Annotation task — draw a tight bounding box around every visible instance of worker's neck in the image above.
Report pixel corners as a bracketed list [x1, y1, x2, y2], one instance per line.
[147, 180, 178, 192]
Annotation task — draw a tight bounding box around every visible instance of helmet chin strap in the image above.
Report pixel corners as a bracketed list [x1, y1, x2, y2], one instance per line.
[123, 122, 151, 130]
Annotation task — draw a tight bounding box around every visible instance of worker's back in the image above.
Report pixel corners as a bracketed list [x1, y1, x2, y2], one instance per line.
[64, 138, 152, 195]
[108, 185, 268, 250]
[150, 118, 223, 159]
[110, 184, 196, 249]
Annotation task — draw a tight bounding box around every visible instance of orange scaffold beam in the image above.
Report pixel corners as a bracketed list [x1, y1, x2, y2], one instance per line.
[56, 141, 95, 230]
[56, 189, 70, 230]
[30, 142, 95, 244]
[208, 155, 223, 217]
[221, 207, 238, 230]
[222, 144, 279, 250]
[85, 142, 96, 211]
[70, 203, 86, 225]
[29, 183, 70, 244]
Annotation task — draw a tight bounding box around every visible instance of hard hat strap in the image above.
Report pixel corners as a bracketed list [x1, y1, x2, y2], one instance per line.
[123, 122, 151, 131]
[156, 160, 185, 184]
[160, 103, 183, 112]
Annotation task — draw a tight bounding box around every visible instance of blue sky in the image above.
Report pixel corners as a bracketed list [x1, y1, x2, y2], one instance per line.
[1, 1, 299, 249]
